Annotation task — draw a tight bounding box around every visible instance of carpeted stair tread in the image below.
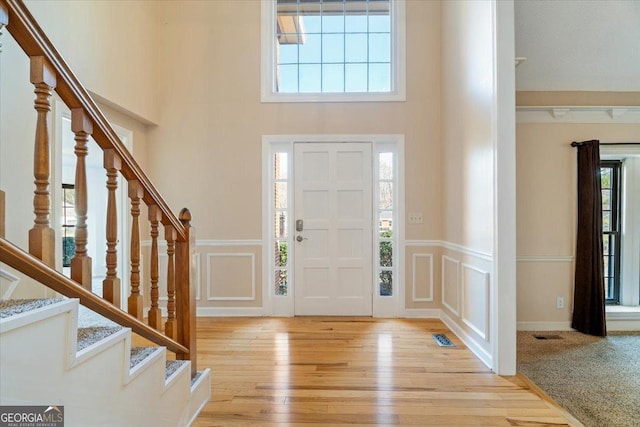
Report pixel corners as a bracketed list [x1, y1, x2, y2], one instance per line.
[77, 305, 119, 328]
[191, 370, 204, 386]
[77, 326, 123, 351]
[130, 346, 157, 369]
[165, 360, 187, 379]
[0, 298, 64, 318]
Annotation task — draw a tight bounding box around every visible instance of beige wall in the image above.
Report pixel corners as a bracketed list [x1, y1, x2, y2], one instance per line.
[516, 119, 640, 325]
[441, 1, 495, 254]
[147, 0, 443, 310]
[2, 0, 444, 312]
[23, 0, 160, 123]
[439, 0, 499, 359]
[1, 0, 515, 334]
[148, 0, 441, 240]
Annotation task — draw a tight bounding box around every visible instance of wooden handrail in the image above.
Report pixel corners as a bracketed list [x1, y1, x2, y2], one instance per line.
[1, 0, 185, 241]
[0, 237, 189, 356]
[2, 0, 197, 374]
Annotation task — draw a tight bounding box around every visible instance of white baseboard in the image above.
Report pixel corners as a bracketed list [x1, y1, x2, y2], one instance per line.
[517, 321, 573, 331]
[518, 319, 639, 332]
[440, 311, 493, 370]
[403, 308, 441, 318]
[196, 307, 264, 317]
[607, 319, 640, 331]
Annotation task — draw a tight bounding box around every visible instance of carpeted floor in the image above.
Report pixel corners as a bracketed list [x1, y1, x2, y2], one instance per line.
[518, 331, 640, 427]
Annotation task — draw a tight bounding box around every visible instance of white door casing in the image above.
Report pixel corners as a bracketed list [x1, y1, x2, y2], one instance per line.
[293, 142, 373, 315]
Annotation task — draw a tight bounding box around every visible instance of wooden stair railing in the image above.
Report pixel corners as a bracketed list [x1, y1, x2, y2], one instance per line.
[0, 238, 189, 357]
[0, 0, 197, 377]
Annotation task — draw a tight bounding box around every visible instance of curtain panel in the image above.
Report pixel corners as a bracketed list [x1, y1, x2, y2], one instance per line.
[571, 139, 607, 336]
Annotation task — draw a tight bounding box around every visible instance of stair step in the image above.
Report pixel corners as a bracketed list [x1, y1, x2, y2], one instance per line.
[78, 305, 118, 328]
[77, 326, 123, 351]
[165, 360, 187, 380]
[191, 370, 204, 386]
[0, 298, 63, 318]
[130, 346, 157, 369]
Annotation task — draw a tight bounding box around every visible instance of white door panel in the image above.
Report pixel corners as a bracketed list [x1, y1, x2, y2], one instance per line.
[294, 143, 372, 315]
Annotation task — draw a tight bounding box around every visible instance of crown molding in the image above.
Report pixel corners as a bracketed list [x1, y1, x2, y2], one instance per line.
[516, 106, 640, 124]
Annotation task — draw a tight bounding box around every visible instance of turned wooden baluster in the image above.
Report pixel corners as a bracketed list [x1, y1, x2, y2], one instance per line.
[70, 109, 93, 289]
[147, 205, 162, 330]
[29, 57, 57, 267]
[176, 208, 197, 376]
[128, 181, 144, 319]
[103, 149, 122, 306]
[164, 224, 177, 340]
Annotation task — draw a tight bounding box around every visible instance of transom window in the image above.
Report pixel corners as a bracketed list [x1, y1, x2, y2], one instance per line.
[261, 0, 406, 102]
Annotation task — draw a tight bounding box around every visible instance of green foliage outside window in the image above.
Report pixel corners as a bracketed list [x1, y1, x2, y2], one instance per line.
[380, 230, 392, 296]
[278, 242, 287, 267]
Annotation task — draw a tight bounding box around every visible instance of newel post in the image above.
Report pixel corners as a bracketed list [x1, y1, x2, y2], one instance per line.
[29, 57, 57, 267]
[176, 208, 197, 376]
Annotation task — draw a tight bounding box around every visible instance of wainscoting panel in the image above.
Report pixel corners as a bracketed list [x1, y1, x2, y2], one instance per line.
[207, 253, 256, 301]
[461, 263, 490, 341]
[412, 253, 433, 302]
[441, 256, 460, 316]
[143, 240, 262, 310]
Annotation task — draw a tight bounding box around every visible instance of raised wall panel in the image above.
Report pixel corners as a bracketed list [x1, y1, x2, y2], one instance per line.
[412, 253, 433, 302]
[461, 263, 490, 341]
[442, 256, 460, 316]
[207, 253, 255, 301]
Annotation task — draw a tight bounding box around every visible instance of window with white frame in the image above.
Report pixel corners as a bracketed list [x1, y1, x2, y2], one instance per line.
[261, 0, 406, 102]
[376, 151, 395, 296]
[273, 151, 291, 296]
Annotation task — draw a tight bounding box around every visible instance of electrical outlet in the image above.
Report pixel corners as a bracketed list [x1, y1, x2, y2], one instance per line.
[556, 296, 564, 309]
[408, 213, 423, 224]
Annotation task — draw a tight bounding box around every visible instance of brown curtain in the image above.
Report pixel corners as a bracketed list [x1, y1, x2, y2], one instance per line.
[571, 139, 607, 336]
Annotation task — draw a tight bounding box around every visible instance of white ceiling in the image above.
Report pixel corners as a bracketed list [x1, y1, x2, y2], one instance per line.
[515, 0, 640, 92]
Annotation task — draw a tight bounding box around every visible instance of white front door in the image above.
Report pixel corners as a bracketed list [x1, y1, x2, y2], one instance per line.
[293, 142, 373, 315]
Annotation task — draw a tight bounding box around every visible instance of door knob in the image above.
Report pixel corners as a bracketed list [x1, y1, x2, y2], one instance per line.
[296, 235, 308, 242]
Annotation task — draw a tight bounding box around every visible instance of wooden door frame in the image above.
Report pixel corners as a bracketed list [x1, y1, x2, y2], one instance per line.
[262, 134, 405, 318]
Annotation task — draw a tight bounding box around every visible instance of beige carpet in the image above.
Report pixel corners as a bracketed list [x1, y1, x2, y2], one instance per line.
[517, 331, 640, 427]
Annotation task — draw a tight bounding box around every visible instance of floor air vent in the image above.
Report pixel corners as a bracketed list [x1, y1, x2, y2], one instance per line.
[533, 334, 563, 340]
[432, 333, 455, 347]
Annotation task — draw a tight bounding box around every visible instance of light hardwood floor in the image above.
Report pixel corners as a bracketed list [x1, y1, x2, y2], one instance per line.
[192, 317, 576, 426]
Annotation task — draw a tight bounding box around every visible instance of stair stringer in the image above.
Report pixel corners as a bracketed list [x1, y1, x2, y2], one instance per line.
[0, 299, 209, 426]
